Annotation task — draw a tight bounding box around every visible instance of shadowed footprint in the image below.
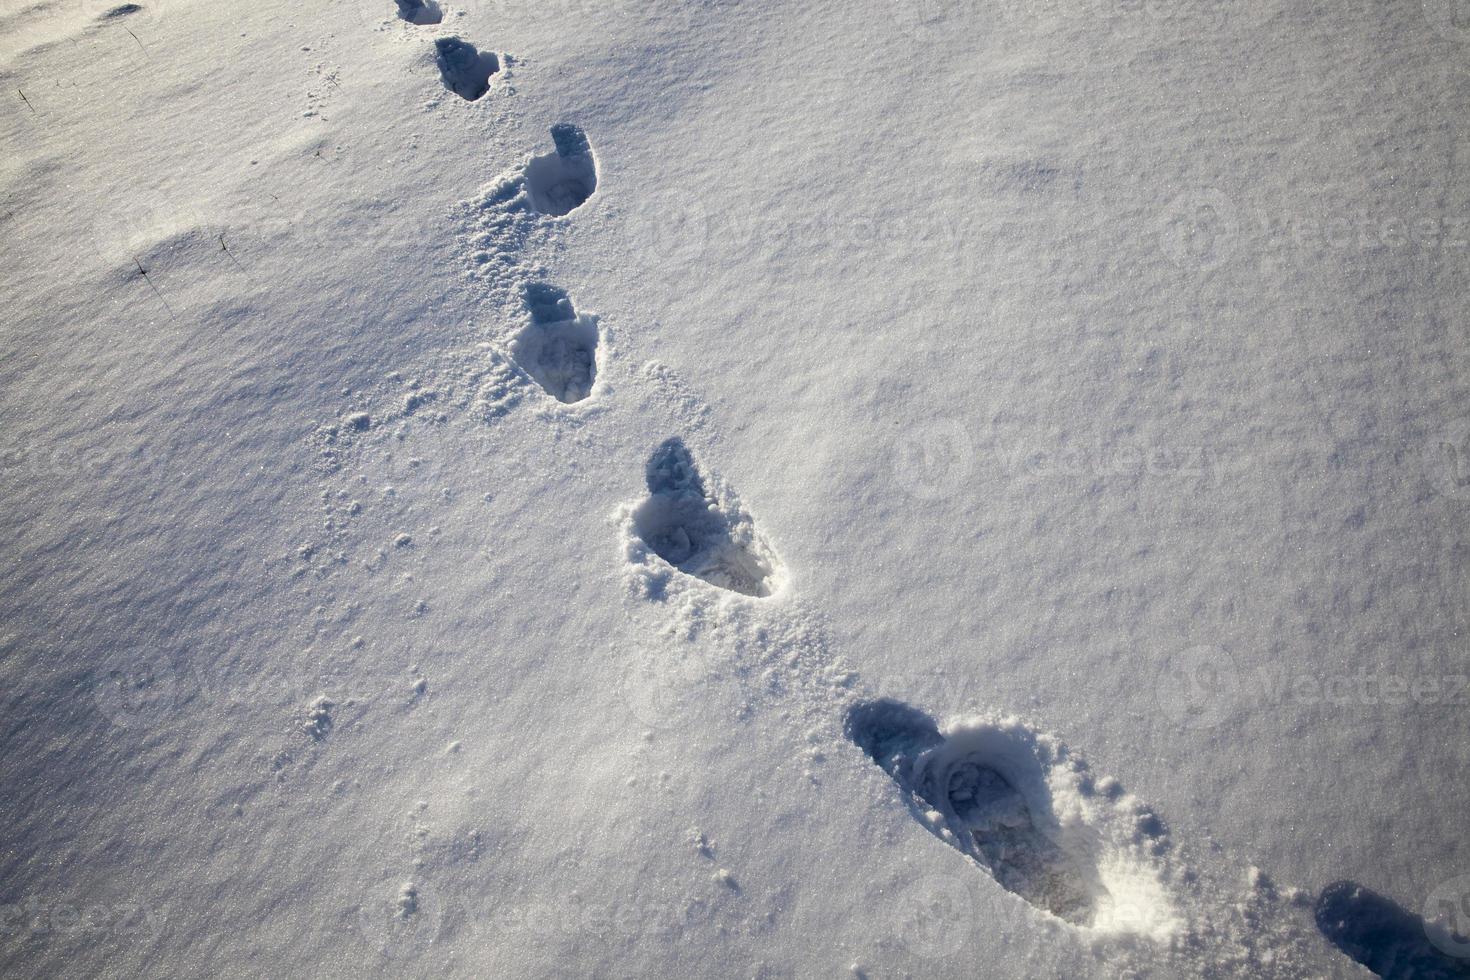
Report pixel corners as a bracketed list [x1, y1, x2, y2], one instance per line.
[510, 283, 599, 404]
[525, 124, 598, 216]
[435, 37, 498, 101]
[396, 0, 441, 23]
[846, 699, 1180, 935]
[847, 700, 1103, 924]
[632, 438, 783, 597]
[1315, 880, 1470, 979]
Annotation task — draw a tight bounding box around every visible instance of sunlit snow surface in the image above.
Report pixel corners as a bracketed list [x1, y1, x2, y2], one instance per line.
[1, 0, 1469, 976]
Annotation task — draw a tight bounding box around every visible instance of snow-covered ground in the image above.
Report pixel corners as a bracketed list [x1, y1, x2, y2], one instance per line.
[2, 0, 1469, 976]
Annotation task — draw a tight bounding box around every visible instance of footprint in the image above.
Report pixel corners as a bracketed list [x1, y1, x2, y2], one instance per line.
[435, 37, 498, 101]
[525, 124, 598, 216]
[632, 438, 783, 598]
[1315, 880, 1470, 979]
[846, 699, 1176, 934]
[395, 0, 442, 24]
[510, 283, 600, 404]
[453, 127, 599, 281]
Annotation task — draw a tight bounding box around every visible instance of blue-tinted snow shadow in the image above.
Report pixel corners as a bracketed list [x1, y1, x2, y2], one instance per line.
[1315, 880, 1470, 979]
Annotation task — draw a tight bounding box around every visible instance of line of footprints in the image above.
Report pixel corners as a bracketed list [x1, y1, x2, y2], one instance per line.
[375, 7, 1469, 966]
[393, 0, 500, 103]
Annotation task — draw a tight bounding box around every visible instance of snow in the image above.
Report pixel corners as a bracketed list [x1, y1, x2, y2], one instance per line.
[2, 0, 1469, 976]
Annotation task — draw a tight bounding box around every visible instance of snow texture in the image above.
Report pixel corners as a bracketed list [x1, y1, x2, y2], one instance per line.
[1, 0, 1468, 976]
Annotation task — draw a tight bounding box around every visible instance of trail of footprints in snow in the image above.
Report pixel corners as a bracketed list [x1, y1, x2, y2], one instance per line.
[344, 20, 1405, 969]
[372, 3, 1157, 931]
[435, 89, 1186, 935]
[385, 0, 498, 101]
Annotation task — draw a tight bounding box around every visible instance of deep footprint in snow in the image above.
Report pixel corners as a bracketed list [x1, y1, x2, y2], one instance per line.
[847, 699, 1175, 931]
[632, 438, 783, 598]
[847, 700, 1099, 924]
[510, 283, 599, 403]
[435, 37, 498, 101]
[525, 124, 598, 216]
[1315, 881, 1470, 979]
[395, 0, 442, 24]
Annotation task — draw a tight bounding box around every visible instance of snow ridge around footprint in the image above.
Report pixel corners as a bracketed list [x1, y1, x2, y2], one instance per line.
[627, 438, 784, 598]
[444, 121, 608, 420]
[846, 698, 1178, 937]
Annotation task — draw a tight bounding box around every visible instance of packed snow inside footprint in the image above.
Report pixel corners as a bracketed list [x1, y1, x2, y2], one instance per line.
[510, 283, 599, 404]
[846, 699, 1178, 935]
[525, 124, 598, 216]
[435, 37, 498, 101]
[631, 438, 783, 597]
